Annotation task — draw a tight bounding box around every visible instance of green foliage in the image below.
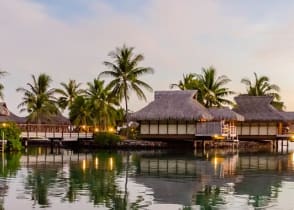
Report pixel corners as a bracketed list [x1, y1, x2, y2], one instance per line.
[100, 44, 154, 136]
[56, 79, 83, 110]
[0, 122, 22, 151]
[241, 72, 284, 110]
[93, 132, 121, 147]
[16, 73, 58, 123]
[85, 78, 119, 130]
[170, 67, 234, 108]
[69, 96, 92, 126]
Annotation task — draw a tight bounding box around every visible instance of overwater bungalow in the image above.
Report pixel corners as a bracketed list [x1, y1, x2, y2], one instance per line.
[129, 90, 244, 141]
[233, 95, 287, 140]
[129, 90, 212, 140]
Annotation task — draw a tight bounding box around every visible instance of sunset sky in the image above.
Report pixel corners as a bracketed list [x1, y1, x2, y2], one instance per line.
[1, 0, 294, 115]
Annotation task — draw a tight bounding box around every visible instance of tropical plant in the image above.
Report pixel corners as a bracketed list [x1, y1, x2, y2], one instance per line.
[196, 66, 234, 108]
[0, 122, 22, 151]
[16, 73, 58, 123]
[241, 72, 284, 110]
[69, 96, 92, 126]
[99, 44, 154, 136]
[85, 78, 119, 130]
[56, 79, 83, 110]
[170, 73, 199, 90]
[0, 70, 7, 100]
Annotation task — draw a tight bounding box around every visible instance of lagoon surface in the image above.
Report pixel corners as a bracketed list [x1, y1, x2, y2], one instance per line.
[1, 144, 294, 209]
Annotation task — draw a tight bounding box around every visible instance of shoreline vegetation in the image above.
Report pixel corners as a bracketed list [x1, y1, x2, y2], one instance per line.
[0, 44, 288, 150]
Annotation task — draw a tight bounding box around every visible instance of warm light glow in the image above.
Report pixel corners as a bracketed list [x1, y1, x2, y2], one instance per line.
[108, 127, 115, 133]
[109, 157, 113, 170]
[2, 123, 6, 128]
[292, 153, 294, 162]
[95, 157, 99, 169]
[94, 127, 99, 133]
[38, 147, 42, 155]
[82, 159, 87, 171]
[81, 125, 86, 130]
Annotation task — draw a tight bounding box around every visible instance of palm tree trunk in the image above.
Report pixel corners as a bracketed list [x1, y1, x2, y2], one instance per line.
[124, 86, 129, 138]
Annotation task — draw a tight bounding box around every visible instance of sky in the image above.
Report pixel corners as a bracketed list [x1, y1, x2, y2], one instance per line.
[2, 0, 294, 115]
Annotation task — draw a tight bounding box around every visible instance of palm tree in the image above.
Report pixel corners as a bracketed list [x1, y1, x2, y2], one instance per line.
[0, 71, 7, 100]
[69, 96, 92, 126]
[170, 73, 199, 90]
[16, 73, 58, 123]
[196, 66, 234, 108]
[241, 72, 283, 110]
[99, 44, 154, 136]
[85, 78, 119, 131]
[56, 79, 83, 110]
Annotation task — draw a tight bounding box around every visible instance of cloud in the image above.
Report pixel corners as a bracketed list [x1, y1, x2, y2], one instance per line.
[1, 0, 294, 115]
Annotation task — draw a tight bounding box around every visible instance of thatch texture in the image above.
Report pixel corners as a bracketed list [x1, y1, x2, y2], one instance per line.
[26, 112, 71, 125]
[0, 103, 26, 123]
[129, 90, 213, 121]
[233, 95, 285, 122]
[279, 112, 294, 122]
[209, 107, 244, 121]
[0, 102, 9, 116]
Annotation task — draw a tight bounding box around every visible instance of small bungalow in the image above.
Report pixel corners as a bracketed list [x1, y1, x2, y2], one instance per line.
[130, 90, 244, 140]
[233, 95, 286, 140]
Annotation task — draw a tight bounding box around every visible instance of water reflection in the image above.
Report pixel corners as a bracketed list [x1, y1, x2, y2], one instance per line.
[0, 146, 294, 209]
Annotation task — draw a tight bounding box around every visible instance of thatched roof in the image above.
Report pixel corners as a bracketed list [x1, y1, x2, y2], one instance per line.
[0, 103, 26, 123]
[0, 103, 9, 116]
[26, 112, 71, 125]
[209, 107, 244, 121]
[129, 90, 213, 121]
[233, 95, 285, 122]
[279, 112, 294, 122]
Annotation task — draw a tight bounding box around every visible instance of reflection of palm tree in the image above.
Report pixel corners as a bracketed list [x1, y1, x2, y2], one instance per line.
[100, 44, 154, 136]
[16, 73, 58, 123]
[26, 167, 59, 208]
[56, 79, 83, 110]
[241, 72, 284, 110]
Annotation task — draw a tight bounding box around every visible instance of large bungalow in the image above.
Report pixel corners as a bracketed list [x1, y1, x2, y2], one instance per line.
[130, 90, 294, 141]
[129, 90, 244, 140]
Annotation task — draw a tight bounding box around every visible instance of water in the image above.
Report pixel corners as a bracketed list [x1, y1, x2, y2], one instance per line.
[0, 144, 294, 209]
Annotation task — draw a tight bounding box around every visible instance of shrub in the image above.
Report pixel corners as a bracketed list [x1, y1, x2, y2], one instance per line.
[93, 132, 121, 147]
[0, 122, 22, 151]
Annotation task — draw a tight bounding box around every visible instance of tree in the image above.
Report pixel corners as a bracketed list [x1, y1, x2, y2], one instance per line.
[241, 72, 283, 110]
[16, 73, 58, 123]
[0, 71, 7, 100]
[69, 96, 92, 126]
[56, 79, 83, 110]
[85, 78, 119, 131]
[196, 67, 234, 108]
[170, 73, 199, 90]
[100, 44, 154, 136]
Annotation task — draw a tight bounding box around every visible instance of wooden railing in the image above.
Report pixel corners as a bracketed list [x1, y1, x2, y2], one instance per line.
[19, 124, 94, 140]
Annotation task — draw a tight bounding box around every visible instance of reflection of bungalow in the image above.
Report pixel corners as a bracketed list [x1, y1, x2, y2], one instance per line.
[130, 90, 244, 140]
[233, 95, 287, 140]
